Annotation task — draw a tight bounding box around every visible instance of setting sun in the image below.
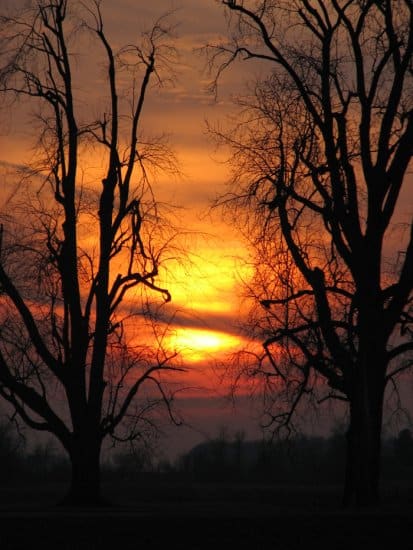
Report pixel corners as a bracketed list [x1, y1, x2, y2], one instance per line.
[168, 327, 242, 363]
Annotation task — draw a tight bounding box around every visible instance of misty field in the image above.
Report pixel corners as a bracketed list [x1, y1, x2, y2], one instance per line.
[1, 481, 413, 549]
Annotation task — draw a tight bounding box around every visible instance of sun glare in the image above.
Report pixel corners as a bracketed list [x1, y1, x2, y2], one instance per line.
[168, 328, 241, 363]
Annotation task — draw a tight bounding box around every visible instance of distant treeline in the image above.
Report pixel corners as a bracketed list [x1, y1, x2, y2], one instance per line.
[0, 422, 69, 484]
[175, 429, 413, 485]
[2, 422, 413, 486]
[0, 421, 153, 485]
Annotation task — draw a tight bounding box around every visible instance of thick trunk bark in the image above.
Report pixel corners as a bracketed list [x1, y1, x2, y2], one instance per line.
[60, 436, 106, 507]
[343, 366, 385, 507]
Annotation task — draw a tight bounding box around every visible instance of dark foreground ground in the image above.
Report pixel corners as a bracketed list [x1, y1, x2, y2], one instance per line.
[1, 481, 413, 549]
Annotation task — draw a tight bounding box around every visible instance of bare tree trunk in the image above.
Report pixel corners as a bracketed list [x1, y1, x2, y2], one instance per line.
[343, 361, 385, 507]
[61, 435, 104, 507]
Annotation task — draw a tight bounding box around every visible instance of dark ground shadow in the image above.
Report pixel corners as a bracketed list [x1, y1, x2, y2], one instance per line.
[1, 481, 413, 549]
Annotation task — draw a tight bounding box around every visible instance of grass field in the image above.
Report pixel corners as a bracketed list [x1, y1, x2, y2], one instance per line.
[1, 481, 413, 549]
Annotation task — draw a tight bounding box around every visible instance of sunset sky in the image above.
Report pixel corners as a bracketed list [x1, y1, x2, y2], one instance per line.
[0, 0, 267, 459]
[3, 1, 412, 463]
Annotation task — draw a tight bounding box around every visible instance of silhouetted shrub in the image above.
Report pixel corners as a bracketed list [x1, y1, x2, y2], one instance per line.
[104, 444, 155, 482]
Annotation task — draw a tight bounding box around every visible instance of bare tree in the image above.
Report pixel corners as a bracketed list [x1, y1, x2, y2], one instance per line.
[0, 0, 183, 505]
[208, 0, 413, 506]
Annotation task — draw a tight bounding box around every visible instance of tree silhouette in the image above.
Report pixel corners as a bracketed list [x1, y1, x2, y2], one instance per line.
[209, 0, 413, 506]
[0, 0, 182, 505]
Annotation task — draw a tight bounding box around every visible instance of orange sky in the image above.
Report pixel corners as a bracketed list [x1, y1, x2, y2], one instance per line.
[0, 0, 263, 458]
[3, 1, 411, 460]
